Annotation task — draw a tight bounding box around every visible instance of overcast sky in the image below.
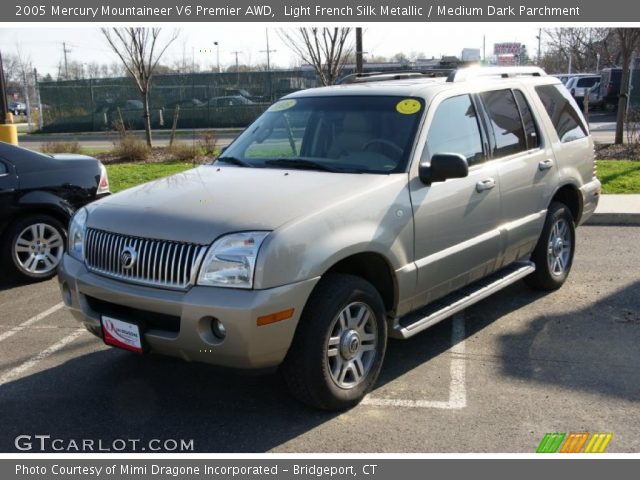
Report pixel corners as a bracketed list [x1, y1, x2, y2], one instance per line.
[0, 25, 542, 77]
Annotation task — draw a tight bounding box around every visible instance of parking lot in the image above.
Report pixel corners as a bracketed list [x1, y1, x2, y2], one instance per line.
[0, 225, 639, 453]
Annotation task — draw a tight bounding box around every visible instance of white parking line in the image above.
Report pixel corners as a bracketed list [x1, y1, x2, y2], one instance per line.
[0, 328, 86, 387]
[362, 313, 467, 409]
[0, 302, 64, 343]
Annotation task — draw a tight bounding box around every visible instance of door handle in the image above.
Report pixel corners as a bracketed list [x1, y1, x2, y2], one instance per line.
[476, 178, 496, 192]
[539, 159, 554, 171]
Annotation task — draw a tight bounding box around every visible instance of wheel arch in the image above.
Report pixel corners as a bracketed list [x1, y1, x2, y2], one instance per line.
[550, 183, 582, 224]
[322, 251, 399, 317]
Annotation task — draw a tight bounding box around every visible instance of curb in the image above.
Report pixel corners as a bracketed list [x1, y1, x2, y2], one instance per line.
[586, 212, 640, 226]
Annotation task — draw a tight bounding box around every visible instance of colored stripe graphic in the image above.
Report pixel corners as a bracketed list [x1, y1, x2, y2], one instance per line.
[584, 433, 613, 453]
[560, 433, 589, 453]
[536, 433, 566, 453]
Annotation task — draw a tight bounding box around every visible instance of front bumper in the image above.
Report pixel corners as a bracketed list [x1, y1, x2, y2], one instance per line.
[58, 254, 319, 369]
[579, 177, 601, 225]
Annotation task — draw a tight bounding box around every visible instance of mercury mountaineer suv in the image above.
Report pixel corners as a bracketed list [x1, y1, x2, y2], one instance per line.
[58, 66, 600, 410]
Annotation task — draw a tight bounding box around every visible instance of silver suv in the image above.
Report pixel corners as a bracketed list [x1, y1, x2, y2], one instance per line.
[58, 67, 601, 410]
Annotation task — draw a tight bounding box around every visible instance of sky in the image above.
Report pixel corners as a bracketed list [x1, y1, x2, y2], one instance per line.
[0, 25, 542, 77]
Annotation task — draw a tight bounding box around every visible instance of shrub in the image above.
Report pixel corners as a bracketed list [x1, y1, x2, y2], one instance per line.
[198, 131, 218, 155]
[112, 135, 150, 162]
[41, 141, 82, 154]
[168, 142, 198, 162]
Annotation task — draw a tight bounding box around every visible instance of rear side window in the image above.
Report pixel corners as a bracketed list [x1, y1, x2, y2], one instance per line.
[423, 94, 485, 167]
[535, 85, 588, 143]
[577, 77, 599, 88]
[480, 89, 527, 157]
[513, 90, 540, 150]
[0, 162, 7, 175]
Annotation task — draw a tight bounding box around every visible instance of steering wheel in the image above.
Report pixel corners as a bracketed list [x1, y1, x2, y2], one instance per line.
[362, 139, 404, 157]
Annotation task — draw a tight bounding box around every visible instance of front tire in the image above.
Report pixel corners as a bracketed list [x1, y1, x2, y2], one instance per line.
[525, 202, 575, 291]
[282, 274, 387, 410]
[2, 214, 67, 282]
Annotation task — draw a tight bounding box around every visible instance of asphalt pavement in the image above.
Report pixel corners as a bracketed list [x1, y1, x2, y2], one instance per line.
[0, 226, 639, 453]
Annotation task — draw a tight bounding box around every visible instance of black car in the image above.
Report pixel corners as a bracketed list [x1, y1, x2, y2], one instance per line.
[0, 142, 109, 282]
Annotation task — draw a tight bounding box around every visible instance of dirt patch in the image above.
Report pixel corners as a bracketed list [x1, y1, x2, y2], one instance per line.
[595, 143, 640, 161]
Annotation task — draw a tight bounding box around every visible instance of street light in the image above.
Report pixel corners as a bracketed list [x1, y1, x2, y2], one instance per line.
[214, 41, 220, 73]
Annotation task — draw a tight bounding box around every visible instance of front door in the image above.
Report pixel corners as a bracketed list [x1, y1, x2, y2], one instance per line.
[409, 93, 501, 308]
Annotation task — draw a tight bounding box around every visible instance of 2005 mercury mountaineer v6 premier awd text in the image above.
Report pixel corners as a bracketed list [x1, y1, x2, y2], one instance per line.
[58, 66, 600, 410]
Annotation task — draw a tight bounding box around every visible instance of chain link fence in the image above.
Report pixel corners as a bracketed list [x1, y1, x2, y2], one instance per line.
[38, 70, 317, 133]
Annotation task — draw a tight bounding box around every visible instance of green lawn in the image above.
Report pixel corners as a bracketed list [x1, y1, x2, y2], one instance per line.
[105, 159, 640, 195]
[106, 161, 193, 193]
[597, 160, 640, 194]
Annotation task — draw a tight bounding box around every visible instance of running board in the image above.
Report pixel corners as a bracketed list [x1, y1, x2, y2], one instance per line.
[392, 261, 535, 339]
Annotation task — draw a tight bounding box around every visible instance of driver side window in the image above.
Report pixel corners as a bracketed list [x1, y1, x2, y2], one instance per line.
[422, 95, 486, 167]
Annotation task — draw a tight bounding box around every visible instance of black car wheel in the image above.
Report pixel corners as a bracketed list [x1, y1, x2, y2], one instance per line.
[2, 214, 67, 281]
[282, 274, 387, 410]
[525, 202, 575, 291]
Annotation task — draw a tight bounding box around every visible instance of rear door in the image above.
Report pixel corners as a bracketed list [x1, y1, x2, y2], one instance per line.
[478, 88, 555, 267]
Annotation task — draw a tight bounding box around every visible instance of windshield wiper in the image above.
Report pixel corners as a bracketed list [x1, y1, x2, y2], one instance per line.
[216, 156, 254, 168]
[264, 158, 339, 172]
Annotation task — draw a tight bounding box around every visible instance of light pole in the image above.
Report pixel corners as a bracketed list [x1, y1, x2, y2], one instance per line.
[231, 51, 242, 85]
[260, 29, 277, 101]
[214, 41, 220, 73]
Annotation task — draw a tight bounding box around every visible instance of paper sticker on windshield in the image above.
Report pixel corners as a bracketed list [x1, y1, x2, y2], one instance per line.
[268, 99, 296, 112]
[396, 99, 421, 115]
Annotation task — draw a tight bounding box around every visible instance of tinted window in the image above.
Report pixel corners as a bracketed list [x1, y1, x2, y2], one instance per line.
[513, 90, 540, 150]
[480, 89, 527, 157]
[0, 162, 7, 175]
[535, 85, 588, 143]
[577, 77, 599, 88]
[423, 94, 485, 166]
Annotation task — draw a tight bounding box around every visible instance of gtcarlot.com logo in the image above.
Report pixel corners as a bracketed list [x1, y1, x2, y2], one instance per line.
[536, 432, 613, 453]
[15, 435, 194, 452]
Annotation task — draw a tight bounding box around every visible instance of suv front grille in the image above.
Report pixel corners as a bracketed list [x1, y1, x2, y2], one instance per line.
[85, 228, 207, 290]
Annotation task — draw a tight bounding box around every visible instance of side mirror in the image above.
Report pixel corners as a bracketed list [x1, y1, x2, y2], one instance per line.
[419, 153, 469, 185]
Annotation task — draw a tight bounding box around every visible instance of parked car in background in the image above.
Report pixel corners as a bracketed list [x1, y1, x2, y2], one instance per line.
[599, 67, 622, 109]
[8, 101, 27, 116]
[565, 75, 600, 108]
[587, 82, 605, 110]
[58, 66, 600, 410]
[205, 96, 255, 107]
[0, 142, 109, 282]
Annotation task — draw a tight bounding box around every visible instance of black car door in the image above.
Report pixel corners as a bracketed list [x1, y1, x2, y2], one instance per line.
[0, 159, 18, 223]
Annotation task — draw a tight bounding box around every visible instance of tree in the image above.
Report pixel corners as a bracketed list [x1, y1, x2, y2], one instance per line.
[614, 28, 640, 144]
[101, 28, 178, 147]
[279, 28, 352, 86]
[543, 28, 610, 72]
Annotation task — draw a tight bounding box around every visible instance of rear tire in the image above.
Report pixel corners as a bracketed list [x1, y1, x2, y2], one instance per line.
[525, 202, 575, 291]
[282, 274, 387, 410]
[1, 214, 67, 282]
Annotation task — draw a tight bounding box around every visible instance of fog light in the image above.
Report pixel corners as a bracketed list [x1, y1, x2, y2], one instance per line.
[211, 318, 226, 340]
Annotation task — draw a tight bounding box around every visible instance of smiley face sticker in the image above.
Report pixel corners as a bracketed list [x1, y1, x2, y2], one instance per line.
[268, 99, 297, 112]
[396, 98, 422, 115]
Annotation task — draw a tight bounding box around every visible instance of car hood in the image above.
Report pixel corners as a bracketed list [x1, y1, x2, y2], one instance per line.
[87, 165, 400, 245]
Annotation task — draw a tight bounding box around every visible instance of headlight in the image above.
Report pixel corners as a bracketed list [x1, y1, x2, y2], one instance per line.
[197, 232, 269, 288]
[68, 208, 88, 261]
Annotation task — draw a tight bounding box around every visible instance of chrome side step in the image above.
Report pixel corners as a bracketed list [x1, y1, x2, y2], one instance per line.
[392, 261, 535, 339]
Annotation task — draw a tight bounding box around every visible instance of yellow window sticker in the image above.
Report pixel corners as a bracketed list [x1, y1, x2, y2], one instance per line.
[268, 99, 296, 112]
[396, 99, 421, 115]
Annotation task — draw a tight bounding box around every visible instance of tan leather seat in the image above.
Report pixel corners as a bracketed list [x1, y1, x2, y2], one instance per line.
[327, 113, 375, 158]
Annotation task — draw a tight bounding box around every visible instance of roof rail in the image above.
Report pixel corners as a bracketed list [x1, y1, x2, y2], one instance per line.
[447, 66, 547, 83]
[337, 70, 451, 85]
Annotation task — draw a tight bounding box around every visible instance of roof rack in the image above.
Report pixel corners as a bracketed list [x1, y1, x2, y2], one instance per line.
[447, 66, 547, 83]
[337, 70, 451, 85]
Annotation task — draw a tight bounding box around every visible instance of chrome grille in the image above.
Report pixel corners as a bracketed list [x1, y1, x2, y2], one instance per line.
[85, 228, 207, 290]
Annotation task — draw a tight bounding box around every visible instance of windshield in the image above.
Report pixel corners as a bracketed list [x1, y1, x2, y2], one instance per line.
[217, 96, 424, 174]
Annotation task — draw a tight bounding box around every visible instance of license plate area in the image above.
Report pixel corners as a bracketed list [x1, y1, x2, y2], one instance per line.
[101, 316, 144, 354]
